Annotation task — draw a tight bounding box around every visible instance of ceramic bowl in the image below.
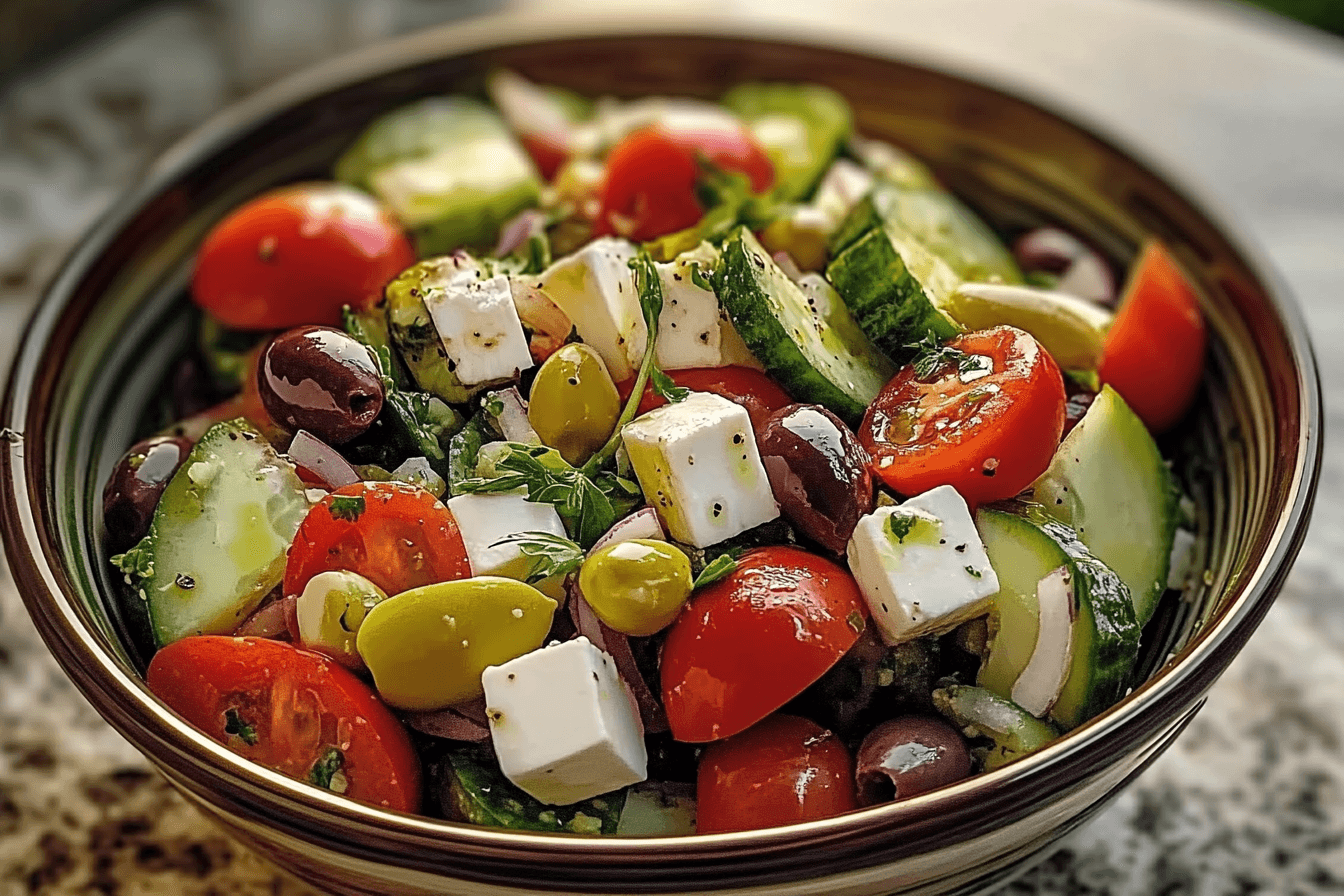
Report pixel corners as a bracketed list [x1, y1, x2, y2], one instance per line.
[0, 11, 1322, 896]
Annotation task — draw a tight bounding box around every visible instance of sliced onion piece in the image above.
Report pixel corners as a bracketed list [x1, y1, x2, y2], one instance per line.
[590, 507, 666, 555]
[485, 386, 540, 445]
[404, 705, 491, 742]
[288, 430, 361, 490]
[235, 594, 296, 639]
[568, 580, 669, 734]
[1011, 567, 1076, 717]
[494, 208, 549, 258]
[510, 280, 575, 365]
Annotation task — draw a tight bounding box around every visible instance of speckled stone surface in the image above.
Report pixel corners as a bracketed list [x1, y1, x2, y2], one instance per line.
[2, 0, 1342, 893]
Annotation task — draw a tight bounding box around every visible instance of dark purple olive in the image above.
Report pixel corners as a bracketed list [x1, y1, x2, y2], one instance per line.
[258, 325, 384, 444]
[102, 436, 193, 551]
[1012, 227, 1117, 305]
[1063, 381, 1097, 438]
[855, 715, 972, 806]
[758, 404, 873, 554]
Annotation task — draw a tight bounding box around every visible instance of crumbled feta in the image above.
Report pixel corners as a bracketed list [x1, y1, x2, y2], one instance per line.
[482, 637, 647, 805]
[536, 237, 647, 381]
[621, 392, 779, 547]
[420, 257, 534, 387]
[846, 485, 999, 645]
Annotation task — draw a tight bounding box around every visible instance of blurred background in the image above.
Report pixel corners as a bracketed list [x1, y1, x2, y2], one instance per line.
[2, 1, 1343, 894]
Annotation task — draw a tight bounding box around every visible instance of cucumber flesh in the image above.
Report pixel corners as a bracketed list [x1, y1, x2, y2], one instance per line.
[865, 183, 1022, 285]
[443, 748, 625, 834]
[975, 508, 1141, 730]
[717, 226, 895, 425]
[933, 685, 1057, 772]
[1028, 386, 1181, 626]
[112, 420, 311, 647]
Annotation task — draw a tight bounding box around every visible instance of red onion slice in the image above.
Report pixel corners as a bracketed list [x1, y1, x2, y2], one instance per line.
[495, 208, 549, 258]
[235, 594, 296, 639]
[568, 579, 669, 734]
[404, 706, 491, 743]
[288, 430, 360, 490]
[772, 251, 806, 285]
[590, 507, 665, 554]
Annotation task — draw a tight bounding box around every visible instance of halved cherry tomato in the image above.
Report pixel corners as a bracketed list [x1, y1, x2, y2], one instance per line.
[617, 366, 793, 433]
[192, 183, 414, 331]
[147, 636, 421, 813]
[861, 326, 1065, 506]
[520, 133, 570, 182]
[284, 481, 471, 599]
[660, 546, 867, 743]
[595, 126, 774, 242]
[1098, 240, 1206, 433]
[697, 714, 857, 834]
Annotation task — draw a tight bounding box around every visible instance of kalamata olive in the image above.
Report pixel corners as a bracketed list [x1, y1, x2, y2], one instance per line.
[258, 325, 384, 444]
[102, 436, 193, 551]
[758, 404, 873, 554]
[1012, 227, 1117, 306]
[855, 715, 972, 806]
[1063, 381, 1097, 437]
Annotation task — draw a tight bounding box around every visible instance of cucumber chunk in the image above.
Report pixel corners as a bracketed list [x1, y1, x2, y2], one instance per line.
[442, 748, 625, 834]
[717, 226, 895, 425]
[865, 183, 1022, 284]
[933, 685, 1058, 771]
[721, 83, 853, 202]
[975, 508, 1141, 729]
[1028, 386, 1181, 626]
[112, 420, 311, 647]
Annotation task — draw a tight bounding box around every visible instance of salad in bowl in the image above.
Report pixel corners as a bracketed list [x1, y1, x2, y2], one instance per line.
[101, 70, 1206, 837]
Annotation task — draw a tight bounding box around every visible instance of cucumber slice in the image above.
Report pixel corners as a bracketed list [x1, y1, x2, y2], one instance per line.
[825, 224, 962, 364]
[111, 420, 311, 647]
[933, 685, 1058, 771]
[443, 748, 626, 834]
[717, 226, 895, 425]
[721, 83, 853, 202]
[975, 508, 1141, 729]
[866, 183, 1022, 285]
[1028, 386, 1181, 626]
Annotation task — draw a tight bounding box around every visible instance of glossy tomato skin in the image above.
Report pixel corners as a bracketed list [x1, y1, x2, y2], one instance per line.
[284, 481, 472, 599]
[1098, 240, 1206, 433]
[147, 636, 421, 813]
[697, 714, 858, 834]
[861, 326, 1066, 506]
[660, 546, 868, 743]
[618, 366, 793, 434]
[193, 183, 415, 331]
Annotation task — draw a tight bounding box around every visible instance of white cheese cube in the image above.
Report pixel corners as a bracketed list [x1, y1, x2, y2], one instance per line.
[846, 485, 999, 645]
[445, 493, 567, 596]
[421, 259, 534, 387]
[621, 392, 779, 548]
[482, 637, 647, 805]
[536, 237, 647, 381]
[655, 249, 722, 370]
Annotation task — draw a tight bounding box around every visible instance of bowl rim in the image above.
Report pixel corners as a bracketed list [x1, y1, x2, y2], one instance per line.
[0, 4, 1324, 872]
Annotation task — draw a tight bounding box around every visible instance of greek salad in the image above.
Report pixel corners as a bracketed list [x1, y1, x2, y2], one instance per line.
[105, 72, 1206, 835]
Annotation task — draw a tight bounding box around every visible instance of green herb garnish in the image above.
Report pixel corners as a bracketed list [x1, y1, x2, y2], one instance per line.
[224, 708, 259, 746]
[965, 566, 983, 579]
[309, 747, 346, 791]
[490, 531, 586, 584]
[328, 495, 366, 522]
[111, 539, 155, 580]
[887, 513, 917, 543]
[908, 333, 992, 382]
[692, 551, 741, 590]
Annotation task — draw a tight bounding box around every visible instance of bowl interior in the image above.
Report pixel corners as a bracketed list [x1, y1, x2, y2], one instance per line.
[3, 27, 1319, 892]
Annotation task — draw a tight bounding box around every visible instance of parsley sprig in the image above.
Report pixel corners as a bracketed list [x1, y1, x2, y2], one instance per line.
[489, 531, 586, 584]
[692, 550, 742, 590]
[908, 333, 992, 382]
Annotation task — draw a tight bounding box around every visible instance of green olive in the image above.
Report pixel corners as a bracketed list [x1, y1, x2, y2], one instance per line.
[578, 539, 693, 636]
[356, 576, 556, 711]
[527, 343, 621, 466]
[295, 570, 388, 669]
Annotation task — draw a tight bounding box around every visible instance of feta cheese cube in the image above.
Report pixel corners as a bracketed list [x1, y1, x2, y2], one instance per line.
[846, 485, 999, 645]
[420, 258, 534, 387]
[536, 237, 647, 381]
[621, 392, 779, 547]
[445, 493, 567, 598]
[482, 637, 647, 805]
[655, 248, 722, 370]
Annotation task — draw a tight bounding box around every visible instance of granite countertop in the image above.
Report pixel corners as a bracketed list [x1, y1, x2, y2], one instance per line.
[2, 0, 1342, 893]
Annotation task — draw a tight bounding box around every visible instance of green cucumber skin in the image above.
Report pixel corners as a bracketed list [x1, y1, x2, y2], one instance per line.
[444, 750, 625, 834]
[933, 685, 1057, 772]
[1033, 515, 1141, 730]
[826, 226, 960, 365]
[869, 184, 1022, 285]
[829, 193, 883, 257]
[717, 227, 893, 426]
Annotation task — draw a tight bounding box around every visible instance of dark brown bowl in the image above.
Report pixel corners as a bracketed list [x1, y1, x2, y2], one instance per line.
[0, 11, 1322, 895]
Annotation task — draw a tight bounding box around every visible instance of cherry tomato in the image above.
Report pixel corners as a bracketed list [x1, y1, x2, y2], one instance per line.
[660, 546, 868, 743]
[147, 636, 421, 813]
[697, 714, 858, 834]
[520, 133, 570, 182]
[665, 124, 774, 195]
[284, 481, 472, 599]
[192, 183, 415, 331]
[617, 366, 793, 433]
[861, 326, 1065, 506]
[1098, 240, 1206, 432]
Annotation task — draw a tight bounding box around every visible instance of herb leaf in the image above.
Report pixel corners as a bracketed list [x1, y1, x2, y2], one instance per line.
[491, 531, 586, 584]
[887, 513, 916, 543]
[650, 366, 691, 403]
[328, 495, 366, 522]
[224, 708, 259, 746]
[907, 333, 993, 382]
[111, 538, 155, 580]
[693, 551, 741, 590]
[309, 746, 346, 792]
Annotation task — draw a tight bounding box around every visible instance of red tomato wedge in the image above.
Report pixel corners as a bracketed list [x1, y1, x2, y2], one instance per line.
[660, 546, 868, 743]
[193, 183, 414, 331]
[861, 326, 1066, 506]
[697, 714, 858, 834]
[617, 366, 793, 433]
[1098, 240, 1206, 433]
[147, 637, 421, 813]
[284, 481, 471, 599]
